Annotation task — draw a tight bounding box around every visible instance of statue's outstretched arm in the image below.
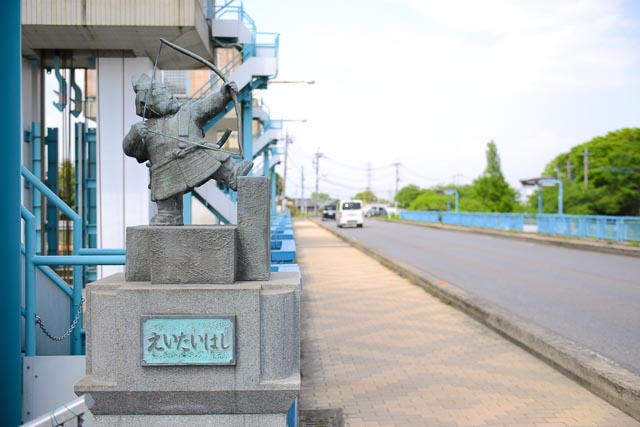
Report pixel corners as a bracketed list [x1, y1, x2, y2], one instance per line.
[123, 122, 149, 163]
[193, 82, 238, 128]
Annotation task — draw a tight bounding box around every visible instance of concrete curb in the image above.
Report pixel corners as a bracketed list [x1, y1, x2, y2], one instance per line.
[309, 218, 640, 422]
[381, 218, 640, 258]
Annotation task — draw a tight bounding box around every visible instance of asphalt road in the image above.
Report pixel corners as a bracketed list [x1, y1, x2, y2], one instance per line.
[332, 218, 640, 375]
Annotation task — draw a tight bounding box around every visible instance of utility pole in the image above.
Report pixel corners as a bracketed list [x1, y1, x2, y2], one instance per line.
[313, 149, 323, 215]
[566, 159, 573, 181]
[301, 166, 305, 216]
[583, 147, 590, 189]
[281, 131, 291, 212]
[554, 165, 561, 180]
[393, 162, 401, 201]
[366, 162, 372, 190]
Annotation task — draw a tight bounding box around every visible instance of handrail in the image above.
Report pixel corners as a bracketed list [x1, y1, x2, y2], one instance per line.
[21, 166, 125, 356]
[189, 30, 280, 103]
[22, 394, 94, 427]
[213, 4, 257, 36]
[21, 165, 80, 222]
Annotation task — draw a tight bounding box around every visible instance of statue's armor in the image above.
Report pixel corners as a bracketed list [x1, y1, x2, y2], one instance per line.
[125, 107, 231, 201]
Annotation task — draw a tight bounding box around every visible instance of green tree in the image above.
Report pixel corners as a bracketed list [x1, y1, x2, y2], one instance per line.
[528, 128, 640, 215]
[394, 184, 422, 208]
[408, 190, 447, 211]
[353, 189, 378, 203]
[473, 141, 518, 212]
[311, 192, 331, 203]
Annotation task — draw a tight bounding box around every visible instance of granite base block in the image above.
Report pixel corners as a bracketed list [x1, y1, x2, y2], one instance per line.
[76, 273, 301, 417]
[92, 413, 286, 427]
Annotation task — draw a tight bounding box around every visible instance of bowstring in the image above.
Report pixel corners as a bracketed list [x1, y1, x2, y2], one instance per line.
[141, 39, 237, 156]
[141, 42, 164, 143]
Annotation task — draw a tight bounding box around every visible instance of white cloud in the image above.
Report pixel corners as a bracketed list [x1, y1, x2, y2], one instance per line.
[250, 0, 640, 198]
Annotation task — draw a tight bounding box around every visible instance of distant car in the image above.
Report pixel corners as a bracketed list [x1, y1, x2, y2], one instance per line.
[337, 200, 364, 228]
[322, 205, 337, 221]
[365, 207, 388, 217]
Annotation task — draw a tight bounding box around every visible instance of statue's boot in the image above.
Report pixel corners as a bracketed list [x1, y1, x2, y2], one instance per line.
[150, 195, 184, 226]
[213, 159, 254, 191]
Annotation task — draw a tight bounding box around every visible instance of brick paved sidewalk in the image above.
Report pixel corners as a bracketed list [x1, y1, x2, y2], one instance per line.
[295, 220, 639, 427]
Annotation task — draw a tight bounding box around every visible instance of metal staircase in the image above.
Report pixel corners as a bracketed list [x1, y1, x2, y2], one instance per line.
[185, 4, 281, 224]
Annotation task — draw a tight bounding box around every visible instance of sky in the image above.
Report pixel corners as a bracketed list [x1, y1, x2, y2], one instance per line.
[242, 0, 640, 202]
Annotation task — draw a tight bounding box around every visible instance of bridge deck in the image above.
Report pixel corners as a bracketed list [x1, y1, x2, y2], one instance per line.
[295, 220, 638, 427]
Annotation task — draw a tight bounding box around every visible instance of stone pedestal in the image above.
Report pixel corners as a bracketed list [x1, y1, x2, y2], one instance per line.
[77, 177, 298, 426]
[76, 272, 300, 426]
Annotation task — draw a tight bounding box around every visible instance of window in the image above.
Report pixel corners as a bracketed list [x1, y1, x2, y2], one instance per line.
[342, 202, 361, 210]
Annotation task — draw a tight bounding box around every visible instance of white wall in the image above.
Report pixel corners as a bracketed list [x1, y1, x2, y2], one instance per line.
[96, 56, 153, 276]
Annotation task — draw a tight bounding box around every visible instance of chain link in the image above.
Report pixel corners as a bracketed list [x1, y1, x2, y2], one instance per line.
[35, 298, 85, 342]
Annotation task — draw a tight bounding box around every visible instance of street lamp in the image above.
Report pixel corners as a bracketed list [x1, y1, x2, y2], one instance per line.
[437, 189, 459, 213]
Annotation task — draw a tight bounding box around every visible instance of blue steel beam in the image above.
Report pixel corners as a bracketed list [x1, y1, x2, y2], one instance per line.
[31, 122, 43, 253]
[46, 128, 59, 255]
[1, 0, 23, 422]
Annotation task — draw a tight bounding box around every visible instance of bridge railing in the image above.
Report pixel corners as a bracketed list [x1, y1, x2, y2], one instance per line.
[400, 210, 440, 223]
[441, 212, 523, 231]
[538, 214, 640, 242]
[399, 210, 640, 242]
[400, 211, 523, 231]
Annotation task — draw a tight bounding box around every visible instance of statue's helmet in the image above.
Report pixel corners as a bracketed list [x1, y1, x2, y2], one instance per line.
[132, 74, 180, 118]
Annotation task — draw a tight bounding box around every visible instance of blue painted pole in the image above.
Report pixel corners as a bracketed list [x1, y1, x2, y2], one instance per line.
[72, 218, 83, 354]
[558, 181, 563, 215]
[183, 192, 193, 225]
[46, 128, 59, 255]
[0, 0, 23, 422]
[32, 254, 126, 266]
[271, 166, 277, 216]
[454, 190, 459, 213]
[241, 93, 253, 174]
[538, 186, 543, 214]
[22, 207, 37, 356]
[263, 149, 270, 177]
[32, 122, 42, 253]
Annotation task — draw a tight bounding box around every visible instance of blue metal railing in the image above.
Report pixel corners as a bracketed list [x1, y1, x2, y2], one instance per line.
[400, 210, 640, 242]
[21, 165, 125, 356]
[442, 212, 524, 231]
[212, 3, 257, 39]
[538, 214, 640, 242]
[400, 210, 440, 223]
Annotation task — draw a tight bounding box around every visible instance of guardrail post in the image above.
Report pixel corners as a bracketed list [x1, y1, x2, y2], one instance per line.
[23, 208, 37, 356]
[616, 218, 624, 242]
[72, 217, 84, 355]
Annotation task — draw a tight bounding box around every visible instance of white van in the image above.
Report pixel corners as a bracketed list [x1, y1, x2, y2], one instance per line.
[337, 200, 364, 228]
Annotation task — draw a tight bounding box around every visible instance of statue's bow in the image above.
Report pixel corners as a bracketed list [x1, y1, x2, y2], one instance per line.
[157, 38, 244, 159]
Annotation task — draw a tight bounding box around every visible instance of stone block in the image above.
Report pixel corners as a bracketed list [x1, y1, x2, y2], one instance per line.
[125, 226, 154, 282]
[150, 226, 237, 284]
[237, 177, 270, 281]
